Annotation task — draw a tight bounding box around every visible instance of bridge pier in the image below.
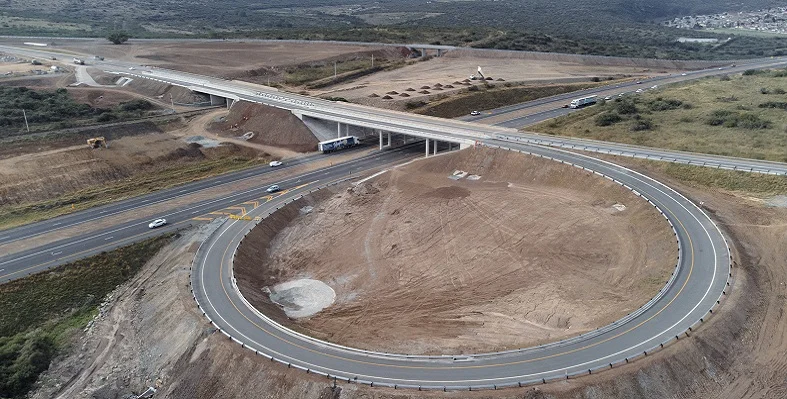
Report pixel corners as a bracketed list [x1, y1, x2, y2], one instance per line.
[209, 94, 226, 106]
[425, 139, 430, 157]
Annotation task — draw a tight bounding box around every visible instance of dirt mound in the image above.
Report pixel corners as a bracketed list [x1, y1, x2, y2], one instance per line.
[124, 78, 206, 104]
[67, 87, 149, 108]
[235, 147, 676, 355]
[211, 102, 318, 153]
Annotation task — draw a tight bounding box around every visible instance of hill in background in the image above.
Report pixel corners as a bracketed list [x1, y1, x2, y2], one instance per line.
[1, 0, 786, 59]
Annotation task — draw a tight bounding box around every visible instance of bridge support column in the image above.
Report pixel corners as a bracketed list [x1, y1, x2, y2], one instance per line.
[437, 49, 443, 57]
[337, 122, 341, 138]
[425, 139, 430, 157]
[209, 94, 226, 106]
[433, 140, 438, 155]
[379, 130, 383, 150]
[387, 132, 391, 147]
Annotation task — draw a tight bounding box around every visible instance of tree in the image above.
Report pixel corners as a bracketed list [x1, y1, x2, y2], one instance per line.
[107, 31, 129, 45]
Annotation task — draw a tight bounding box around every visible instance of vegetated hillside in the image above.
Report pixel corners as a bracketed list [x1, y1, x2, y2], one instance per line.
[1, 0, 785, 59]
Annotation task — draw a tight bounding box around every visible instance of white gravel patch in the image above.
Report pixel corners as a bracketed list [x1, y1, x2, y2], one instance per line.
[184, 135, 221, 148]
[268, 279, 336, 318]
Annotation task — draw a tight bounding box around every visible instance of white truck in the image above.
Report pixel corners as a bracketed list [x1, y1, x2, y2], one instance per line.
[73, 58, 85, 65]
[569, 95, 598, 109]
[318, 136, 360, 153]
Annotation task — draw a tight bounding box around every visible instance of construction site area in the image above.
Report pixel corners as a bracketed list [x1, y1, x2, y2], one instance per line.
[1, 38, 786, 399]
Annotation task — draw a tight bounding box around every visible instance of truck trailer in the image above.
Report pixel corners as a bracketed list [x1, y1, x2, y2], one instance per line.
[318, 136, 360, 153]
[569, 95, 598, 109]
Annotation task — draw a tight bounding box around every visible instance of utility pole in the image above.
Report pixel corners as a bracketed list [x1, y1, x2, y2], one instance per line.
[21, 109, 29, 132]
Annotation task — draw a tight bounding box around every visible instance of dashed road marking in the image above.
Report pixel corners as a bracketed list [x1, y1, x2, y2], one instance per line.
[104, 236, 113, 241]
[51, 251, 62, 256]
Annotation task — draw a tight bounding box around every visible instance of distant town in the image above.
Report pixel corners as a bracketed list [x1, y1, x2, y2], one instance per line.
[665, 7, 787, 35]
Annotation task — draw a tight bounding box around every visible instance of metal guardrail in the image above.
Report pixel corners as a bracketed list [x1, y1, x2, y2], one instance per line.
[189, 143, 733, 390]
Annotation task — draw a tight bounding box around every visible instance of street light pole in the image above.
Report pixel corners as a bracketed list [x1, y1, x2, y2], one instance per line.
[22, 109, 29, 132]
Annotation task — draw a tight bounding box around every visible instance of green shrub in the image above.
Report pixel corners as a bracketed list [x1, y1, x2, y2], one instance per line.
[595, 112, 622, 126]
[706, 109, 734, 126]
[647, 98, 683, 112]
[615, 100, 638, 115]
[759, 101, 787, 110]
[630, 118, 654, 131]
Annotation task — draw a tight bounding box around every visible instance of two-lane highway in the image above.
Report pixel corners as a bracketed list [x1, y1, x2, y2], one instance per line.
[191, 138, 730, 389]
[0, 144, 423, 282]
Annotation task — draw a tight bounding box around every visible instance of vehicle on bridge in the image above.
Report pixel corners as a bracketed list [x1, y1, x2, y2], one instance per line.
[569, 95, 598, 109]
[318, 136, 360, 153]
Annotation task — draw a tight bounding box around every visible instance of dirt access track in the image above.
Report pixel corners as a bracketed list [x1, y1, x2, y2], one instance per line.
[36, 156, 787, 398]
[234, 147, 676, 355]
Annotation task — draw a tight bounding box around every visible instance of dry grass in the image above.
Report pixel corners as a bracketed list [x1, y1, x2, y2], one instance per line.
[535, 72, 787, 162]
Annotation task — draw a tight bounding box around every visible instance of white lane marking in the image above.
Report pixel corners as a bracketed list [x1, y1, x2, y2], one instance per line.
[0, 154, 385, 267]
[104, 236, 113, 241]
[192, 211, 200, 214]
[0, 236, 9, 240]
[198, 143, 725, 385]
[51, 251, 62, 256]
[52, 222, 61, 226]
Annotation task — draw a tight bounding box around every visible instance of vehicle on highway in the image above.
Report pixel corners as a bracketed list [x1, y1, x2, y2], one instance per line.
[269, 160, 283, 167]
[604, 96, 612, 101]
[635, 88, 644, 93]
[266, 185, 280, 193]
[636, 81, 642, 84]
[128, 67, 135, 70]
[561, 104, 569, 108]
[148, 218, 167, 229]
[318, 136, 360, 153]
[569, 95, 597, 109]
[681, 73, 687, 76]
[619, 93, 625, 97]
[470, 110, 481, 116]
[650, 85, 658, 89]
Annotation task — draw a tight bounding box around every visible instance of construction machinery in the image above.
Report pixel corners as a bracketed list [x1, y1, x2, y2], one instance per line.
[87, 137, 107, 148]
[469, 66, 486, 80]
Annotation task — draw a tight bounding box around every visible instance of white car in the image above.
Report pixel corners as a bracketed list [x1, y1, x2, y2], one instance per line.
[604, 96, 612, 101]
[635, 88, 644, 93]
[128, 67, 135, 70]
[266, 185, 280, 193]
[681, 73, 687, 76]
[269, 160, 283, 167]
[148, 218, 167, 229]
[650, 85, 658, 89]
[470, 111, 481, 116]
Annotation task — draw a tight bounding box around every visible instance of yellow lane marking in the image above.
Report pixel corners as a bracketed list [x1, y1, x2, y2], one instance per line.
[192, 217, 215, 221]
[216, 184, 700, 372]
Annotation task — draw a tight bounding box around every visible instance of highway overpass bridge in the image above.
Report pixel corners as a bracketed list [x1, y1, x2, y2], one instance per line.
[121, 67, 508, 155]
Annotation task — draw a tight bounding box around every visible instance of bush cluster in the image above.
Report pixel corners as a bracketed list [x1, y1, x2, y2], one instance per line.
[706, 109, 771, 129]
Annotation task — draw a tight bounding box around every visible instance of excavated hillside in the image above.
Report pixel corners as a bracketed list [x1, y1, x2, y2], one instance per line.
[234, 147, 677, 354]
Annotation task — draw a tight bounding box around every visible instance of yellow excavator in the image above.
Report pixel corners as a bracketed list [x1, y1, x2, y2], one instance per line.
[87, 137, 107, 149]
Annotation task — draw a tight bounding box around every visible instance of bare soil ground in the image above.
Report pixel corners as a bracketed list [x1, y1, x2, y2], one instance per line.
[234, 148, 676, 354]
[67, 86, 159, 108]
[316, 56, 660, 109]
[209, 102, 319, 153]
[36, 152, 787, 398]
[59, 40, 383, 79]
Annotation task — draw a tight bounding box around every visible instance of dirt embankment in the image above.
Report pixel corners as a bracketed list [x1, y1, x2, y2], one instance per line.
[39, 157, 787, 398]
[0, 129, 258, 207]
[210, 102, 318, 152]
[235, 147, 676, 354]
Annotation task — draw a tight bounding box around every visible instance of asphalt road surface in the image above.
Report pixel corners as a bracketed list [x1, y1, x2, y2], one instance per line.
[192, 138, 730, 389]
[0, 144, 422, 282]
